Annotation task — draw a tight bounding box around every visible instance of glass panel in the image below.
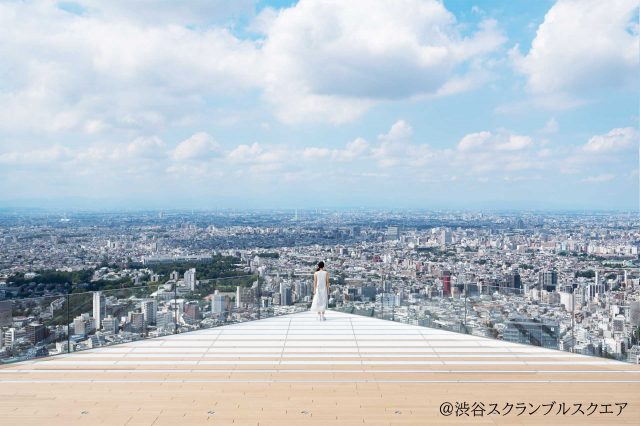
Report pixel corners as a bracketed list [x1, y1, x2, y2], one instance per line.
[67, 284, 158, 353]
[0, 295, 69, 363]
[177, 275, 259, 329]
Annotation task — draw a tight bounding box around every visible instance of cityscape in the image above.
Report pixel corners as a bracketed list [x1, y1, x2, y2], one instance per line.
[0, 0, 638, 424]
[1, 209, 639, 364]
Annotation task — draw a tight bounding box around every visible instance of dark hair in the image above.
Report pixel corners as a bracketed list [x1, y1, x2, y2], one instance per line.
[316, 261, 325, 271]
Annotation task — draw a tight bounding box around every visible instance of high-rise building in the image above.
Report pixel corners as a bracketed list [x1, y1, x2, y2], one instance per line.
[503, 319, 559, 349]
[630, 301, 640, 327]
[73, 316, 87, 336]
[184, 301, 201, 323]
[612, 315, 625, 333]
[362, 285, 377, 301]
[184, 268, 196, 291]
[3, 328, 16, 348]
[141, 299, 157, 325]
[212, 290, 227, 314]
[376, 293, 399, 308]
[0, 300, 12, 327]
[169, 270, 180, 281]
[102, 316, 118, 334]
[129, 312, 145, 334]
[281, 286, 293, 306]
[236, 286, 255, 308]
[439, 229, 452, 247]
[156, 311, 174, 331]
[26, 322, 46, 344]
[93, 291, 105, 330]
[538, 270, 558, 292]
[385, 226, 399, 241]
[509, 272, 522, 290]
[442, 270, 452, 297]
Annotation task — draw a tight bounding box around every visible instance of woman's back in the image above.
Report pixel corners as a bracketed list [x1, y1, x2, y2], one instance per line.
[315, 270, 327, 292]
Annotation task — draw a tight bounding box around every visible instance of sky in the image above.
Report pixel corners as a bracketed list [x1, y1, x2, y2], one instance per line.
[0, 0, 638, 211]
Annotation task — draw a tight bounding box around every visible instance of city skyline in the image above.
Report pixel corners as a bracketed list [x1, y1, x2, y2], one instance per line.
[0, 0, 638, 209]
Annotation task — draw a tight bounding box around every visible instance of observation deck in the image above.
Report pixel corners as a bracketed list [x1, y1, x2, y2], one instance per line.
[0, 311, 639, 425]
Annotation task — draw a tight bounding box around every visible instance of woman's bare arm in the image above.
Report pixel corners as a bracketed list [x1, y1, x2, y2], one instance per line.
[326, 272, 330, 291]
[313, 272, 317, 294]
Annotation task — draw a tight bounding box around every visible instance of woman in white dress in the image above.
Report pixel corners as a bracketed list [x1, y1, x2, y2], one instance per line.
[310, 261, 329, 321]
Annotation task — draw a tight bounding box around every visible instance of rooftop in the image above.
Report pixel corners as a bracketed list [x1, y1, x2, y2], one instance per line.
[1, 310, 639, 425]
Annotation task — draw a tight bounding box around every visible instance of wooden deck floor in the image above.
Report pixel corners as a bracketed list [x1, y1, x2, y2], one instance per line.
[1, 311, 638, 425]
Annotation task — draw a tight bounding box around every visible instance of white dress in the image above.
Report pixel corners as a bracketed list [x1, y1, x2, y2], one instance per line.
[310, 270, 328, 312]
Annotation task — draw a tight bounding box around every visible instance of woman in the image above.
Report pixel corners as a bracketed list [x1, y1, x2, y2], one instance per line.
[310, 261, 329, 321]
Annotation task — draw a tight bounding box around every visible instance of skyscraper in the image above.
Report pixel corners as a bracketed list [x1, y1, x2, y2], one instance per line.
[26, 322, 46, 344]
[184, 301, 201, 323]
[93, 291, 105, 330]
[509, 272, 522, 290]
[184, 268, 196, 291]
[129, 312, 145, 334]
[439, 229, 452, 247]
[102, 316, 118, 334]
[212, 290, 227, 314]
[442, 270, 452, 297]
[236, 286, 255, 308]
[385, 226, 399, 241]
[141, 299, 157, 325]
[0, 300, 11, 327]
[281, 286, 293, 306]
[539, 270, 558, 292]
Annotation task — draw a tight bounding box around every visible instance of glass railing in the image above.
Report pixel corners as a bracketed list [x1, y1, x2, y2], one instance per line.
[333, 283, 638, 364]
[2, 274, 635, 365]
[0, 274, 306, 364]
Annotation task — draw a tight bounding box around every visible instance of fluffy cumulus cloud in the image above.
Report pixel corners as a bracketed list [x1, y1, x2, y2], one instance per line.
[172, 133, 221, 161]
[0, 118, 636, 207]
[0, 1, 636, 208]
[457, 132, 532, 152]
[512, 0, 639, 96]
[0, 1, 261, 134]
[0, 0, 507, 135]
[260, 0, 505, 123]
[559, 127, 638, 179]
[582, 127, 638, 153]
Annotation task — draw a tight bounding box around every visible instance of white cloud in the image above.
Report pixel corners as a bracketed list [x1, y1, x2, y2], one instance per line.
[0, 0, 508, 133]
[332, 137, 369, 161]
[126, 136, 166, 159]
[457, 131, 492, 151]
[73, 0, 255, 26]
[379, 120, 413, 143]
[261, 0, 505, 123]
[0, 1, 262, 134]
[172, 132, 221, 161]
[495, 135, 532, 151]
[228, 143, 264, 162]
[582, 127, 638, 153]
[457, 131, 531, 152]
[0, 145, 73, 165]
[512, 0, 638, 95]
[581, 174, 615, 183]
[302, 147, 331, 159]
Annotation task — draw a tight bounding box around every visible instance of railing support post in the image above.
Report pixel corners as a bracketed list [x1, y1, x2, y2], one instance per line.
[174, 283, 178, 334]
[66, 293, 70, 354]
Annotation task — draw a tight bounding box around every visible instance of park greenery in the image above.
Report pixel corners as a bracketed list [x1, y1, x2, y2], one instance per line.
[6, 255, 248, 300]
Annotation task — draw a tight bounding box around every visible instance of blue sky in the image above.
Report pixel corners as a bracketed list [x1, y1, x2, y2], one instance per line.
[0, 0, 638, 210]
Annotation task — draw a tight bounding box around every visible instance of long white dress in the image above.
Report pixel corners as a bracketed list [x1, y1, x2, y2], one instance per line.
[310, 270, 328, 312]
